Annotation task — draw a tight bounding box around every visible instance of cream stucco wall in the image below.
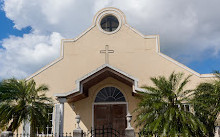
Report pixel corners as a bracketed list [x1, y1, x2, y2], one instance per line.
[21, 7, 218, 134]
[30, 16, 213, 101]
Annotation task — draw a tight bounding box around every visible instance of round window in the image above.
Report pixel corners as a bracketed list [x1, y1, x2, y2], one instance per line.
[100, 15, 119, 32]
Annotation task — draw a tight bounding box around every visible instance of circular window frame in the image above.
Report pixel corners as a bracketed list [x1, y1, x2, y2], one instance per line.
[97, 12, 122, 35]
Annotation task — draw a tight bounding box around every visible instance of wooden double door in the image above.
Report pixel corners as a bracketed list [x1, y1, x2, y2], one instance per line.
[94, 104, 127, 135]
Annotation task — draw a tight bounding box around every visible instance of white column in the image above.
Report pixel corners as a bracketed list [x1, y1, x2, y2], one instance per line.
[22, 119, 30, 135]
[57, 98, 66, 136]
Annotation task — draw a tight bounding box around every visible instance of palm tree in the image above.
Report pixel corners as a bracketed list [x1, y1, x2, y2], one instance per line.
[135, 72, 207, 137]
[192, 71, 220, 136]
[0, 78, 53, 136]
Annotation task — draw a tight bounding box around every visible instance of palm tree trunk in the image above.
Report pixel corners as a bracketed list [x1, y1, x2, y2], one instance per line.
[30, 121, 38, 137]
[7, 124, 13, 131]
[30, 125, 36, 137]
[7, 116, 18, 131]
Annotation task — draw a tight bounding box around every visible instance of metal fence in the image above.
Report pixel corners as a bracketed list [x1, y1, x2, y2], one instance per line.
[8, 127, 220, 137]
[12, 133, 73, 137]
[12, 131, 100, 137]
[3, 131, 143, 137]
[89, 126, 125, 137]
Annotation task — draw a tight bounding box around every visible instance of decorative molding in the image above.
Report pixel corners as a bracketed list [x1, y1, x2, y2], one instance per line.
[25, 8, 124, 80]
[93, 7, 126, 25]
[96, 11, 122, 35]
[26, 7, 215, 81]
[54, 64, 149, 98]
[25, 26, 96, 80]
[124, 23, 215, 78]
[124, 24, 158, 39]
[158, 52, 215, 78]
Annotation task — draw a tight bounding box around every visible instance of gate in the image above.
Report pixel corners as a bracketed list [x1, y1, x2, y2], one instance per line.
[90, 126, 125, 137]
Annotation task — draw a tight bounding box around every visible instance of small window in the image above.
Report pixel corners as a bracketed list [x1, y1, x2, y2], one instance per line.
[95, 87, 126, 102]
[100, 15, 119, 32]
[175, 104, 191, 112]
[183, 104, 190, 112]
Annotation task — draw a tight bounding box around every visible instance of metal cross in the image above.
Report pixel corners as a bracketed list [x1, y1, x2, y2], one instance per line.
[100, 45, 114, 64]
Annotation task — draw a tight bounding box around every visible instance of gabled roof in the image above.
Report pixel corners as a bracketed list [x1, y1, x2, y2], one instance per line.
[54, 64, 146, 102]
[26, 7, 214, 81]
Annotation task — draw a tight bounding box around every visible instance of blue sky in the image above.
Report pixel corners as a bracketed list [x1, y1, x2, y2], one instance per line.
[0, 0, 219, 80]
[0, 9, 31, 41]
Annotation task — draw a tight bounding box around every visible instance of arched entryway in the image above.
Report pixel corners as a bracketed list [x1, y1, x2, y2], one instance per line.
[93, 87, 127, 135]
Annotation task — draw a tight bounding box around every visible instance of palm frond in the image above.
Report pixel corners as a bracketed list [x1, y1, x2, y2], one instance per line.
[135, 72, 207, 136]
[0, 78, 53, 134]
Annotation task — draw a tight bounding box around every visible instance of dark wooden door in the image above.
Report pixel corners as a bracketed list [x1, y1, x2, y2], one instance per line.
[94, 104, 127, 135]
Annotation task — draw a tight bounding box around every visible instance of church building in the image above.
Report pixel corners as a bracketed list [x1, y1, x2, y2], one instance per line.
[23, 7, 218, 136]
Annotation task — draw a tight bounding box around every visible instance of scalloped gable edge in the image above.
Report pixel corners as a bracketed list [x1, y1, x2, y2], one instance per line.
[26, 18, 215, 81]
[25, 24, 95, 81]
[125, 24, 215, 78]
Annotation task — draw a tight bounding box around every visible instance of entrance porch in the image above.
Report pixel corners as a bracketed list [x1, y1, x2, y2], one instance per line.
[54, 65, 143, 136]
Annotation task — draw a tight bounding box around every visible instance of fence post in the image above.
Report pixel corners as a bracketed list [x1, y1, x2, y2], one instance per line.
[73, 115, 83, 137]
[125, 113, 135, 137]
[0, 131, 13, 137]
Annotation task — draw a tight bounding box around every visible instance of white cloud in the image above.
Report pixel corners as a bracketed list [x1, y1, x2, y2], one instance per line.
[1, 0, 220, 79]
[0, 32, 63, 79]
[96, 0, 220, 63]
[3, 0, 94, 37]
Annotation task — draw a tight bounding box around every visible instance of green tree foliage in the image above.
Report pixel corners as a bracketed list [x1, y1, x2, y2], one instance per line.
[135, 72, 207, 137]
[0, 78, 53, 135]
[192, 71, 220, 136]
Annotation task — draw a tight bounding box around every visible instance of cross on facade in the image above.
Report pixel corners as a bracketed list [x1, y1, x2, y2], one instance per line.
[100, 45, 114, 64]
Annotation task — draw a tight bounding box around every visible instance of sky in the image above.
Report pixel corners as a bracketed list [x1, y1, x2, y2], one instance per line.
[0, 0, 219, 80]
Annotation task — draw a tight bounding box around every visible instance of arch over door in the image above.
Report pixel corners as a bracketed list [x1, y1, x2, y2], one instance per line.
[95, 87, 126, 102]
[94, 87, 127, 135]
